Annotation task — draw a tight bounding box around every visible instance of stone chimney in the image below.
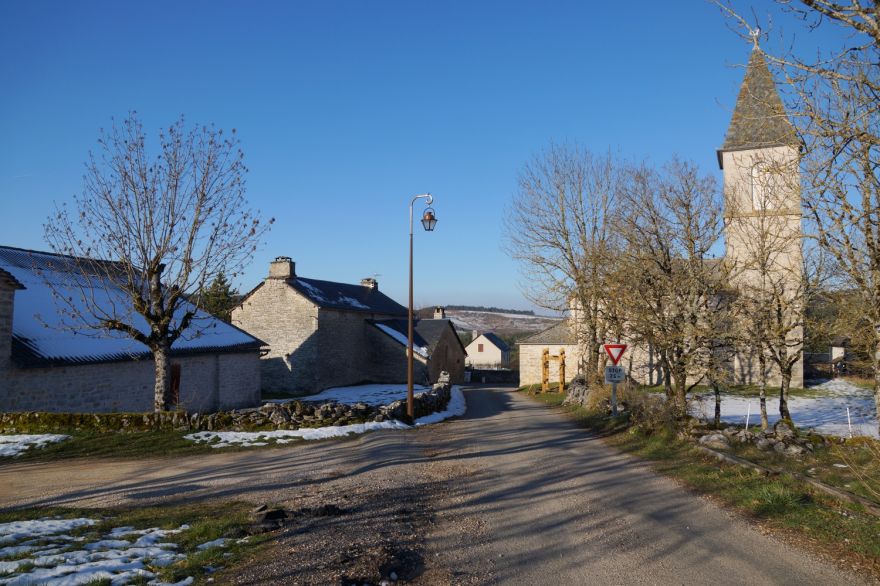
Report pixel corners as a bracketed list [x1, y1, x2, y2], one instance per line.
[0, 270, 24, 376]
[269, 256, 295, 279]
[360, 277, 378, 290]
[434, 306, 446, 319]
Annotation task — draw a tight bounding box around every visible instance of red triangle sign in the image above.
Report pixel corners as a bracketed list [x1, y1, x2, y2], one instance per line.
[603, 343, 628, 366]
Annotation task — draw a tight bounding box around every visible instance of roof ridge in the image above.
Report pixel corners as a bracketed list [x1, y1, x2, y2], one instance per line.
[0, 245, 126, 272]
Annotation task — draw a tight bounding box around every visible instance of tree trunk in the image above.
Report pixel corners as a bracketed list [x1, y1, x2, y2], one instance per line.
[758, 353, 769, 430]
[874, 333, 880, 436]
[588, 320, 600, 385]
[672, 366, 687, 417]
[779, 369, 793, 424]
[713, 380, 721, 428]
[153, 340, 171, 412]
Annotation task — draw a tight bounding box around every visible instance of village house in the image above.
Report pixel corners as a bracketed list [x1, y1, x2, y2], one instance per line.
[465, 332, 510, 369]
[0, 246, 263, 413]
[519, 45, 805, 389]
[518, 321, 578, 387]
[231, 257, 466, 394]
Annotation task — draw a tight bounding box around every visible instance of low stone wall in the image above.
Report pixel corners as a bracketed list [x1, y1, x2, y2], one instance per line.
[467, 369, 518, 385]
[0, 381, 453, 434]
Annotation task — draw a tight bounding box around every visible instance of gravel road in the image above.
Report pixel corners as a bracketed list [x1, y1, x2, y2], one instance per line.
[0, 385, 870, 585]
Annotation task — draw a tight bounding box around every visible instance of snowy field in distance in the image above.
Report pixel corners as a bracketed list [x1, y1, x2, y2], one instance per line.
[692, 378, 878, 438]
[186, 385, 467, 447]
[0, 434, 69, 458]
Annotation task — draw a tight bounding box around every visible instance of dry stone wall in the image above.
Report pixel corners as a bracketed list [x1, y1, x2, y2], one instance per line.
[0, 380, 454, 433]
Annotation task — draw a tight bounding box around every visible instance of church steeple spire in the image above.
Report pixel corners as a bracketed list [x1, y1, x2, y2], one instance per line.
[717, 45, 797, 168]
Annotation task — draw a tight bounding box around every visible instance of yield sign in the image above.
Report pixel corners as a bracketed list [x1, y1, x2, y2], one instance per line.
[603, 343, 628, 366]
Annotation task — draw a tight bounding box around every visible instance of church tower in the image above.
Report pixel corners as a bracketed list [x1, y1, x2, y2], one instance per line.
[718, 43, 804, 388]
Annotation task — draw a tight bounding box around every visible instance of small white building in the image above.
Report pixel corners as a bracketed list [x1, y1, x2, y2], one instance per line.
[465, 332, 510, 369]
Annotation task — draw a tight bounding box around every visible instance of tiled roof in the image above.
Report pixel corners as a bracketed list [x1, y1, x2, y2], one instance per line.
[718, 47, 798, 166]
[290, 277, 407, 316]
[0, 245, 263, 368]
[519, 321, 576, 345]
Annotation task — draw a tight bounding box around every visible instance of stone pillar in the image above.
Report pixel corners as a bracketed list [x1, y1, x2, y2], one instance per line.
[0, 270, 24, 392]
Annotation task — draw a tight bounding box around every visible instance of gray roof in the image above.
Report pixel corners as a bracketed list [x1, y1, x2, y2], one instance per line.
[291, 277, 407, 316]
[0, 245, 263, 368]
[519, 321, 576, 345]
[718, 47, 798, 168]
[370, 318, 465, 356]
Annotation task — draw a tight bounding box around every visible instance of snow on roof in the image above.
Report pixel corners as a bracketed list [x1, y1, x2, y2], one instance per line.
[0, 246, 262, 367]
[372, 322, 429, 358]
[290, 277, 406, 315]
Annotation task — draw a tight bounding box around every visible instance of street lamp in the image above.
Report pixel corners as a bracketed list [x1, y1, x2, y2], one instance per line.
[408, 193, 437, 419]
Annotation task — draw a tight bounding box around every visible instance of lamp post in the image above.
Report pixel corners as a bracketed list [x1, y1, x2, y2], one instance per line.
[408, 193, 437, 419]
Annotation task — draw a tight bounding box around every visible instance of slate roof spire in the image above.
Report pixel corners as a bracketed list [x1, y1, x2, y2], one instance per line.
[717, 44, 798, 168]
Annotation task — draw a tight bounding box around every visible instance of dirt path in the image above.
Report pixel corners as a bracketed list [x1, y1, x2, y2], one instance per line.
[0, 386, 870, 585]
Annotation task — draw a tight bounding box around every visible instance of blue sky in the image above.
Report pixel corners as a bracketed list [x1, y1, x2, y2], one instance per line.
[0, 1, 841, 312]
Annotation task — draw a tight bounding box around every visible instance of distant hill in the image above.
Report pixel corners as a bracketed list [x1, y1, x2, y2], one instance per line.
[445, 305, 535, 316]
[418, 306, 562, 339]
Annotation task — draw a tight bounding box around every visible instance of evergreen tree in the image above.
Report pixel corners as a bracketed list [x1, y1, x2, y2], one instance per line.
[200, 272, 238, 322]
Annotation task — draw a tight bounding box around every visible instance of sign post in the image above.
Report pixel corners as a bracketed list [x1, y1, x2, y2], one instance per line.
[603, 343, 628, 416]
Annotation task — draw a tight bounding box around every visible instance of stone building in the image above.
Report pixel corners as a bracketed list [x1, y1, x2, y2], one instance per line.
[518, 322, 577, 387]
[231, 257, 466, 394]
[0, 246, 263, 413]
[519, 44, 804, 389]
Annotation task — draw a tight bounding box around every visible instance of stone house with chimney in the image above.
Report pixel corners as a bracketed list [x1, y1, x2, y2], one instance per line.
[231, 257, 466, 394]
[0, 246, 263, 413]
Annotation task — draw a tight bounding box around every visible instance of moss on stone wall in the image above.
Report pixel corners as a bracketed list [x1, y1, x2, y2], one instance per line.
[0, 382, 453, 434]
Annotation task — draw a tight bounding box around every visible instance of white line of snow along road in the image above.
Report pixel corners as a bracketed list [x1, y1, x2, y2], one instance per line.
[184, 385, 467, 447]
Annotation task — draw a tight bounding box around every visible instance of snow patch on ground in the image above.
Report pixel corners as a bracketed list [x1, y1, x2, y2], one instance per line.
[0, 435, 70, 458]
[691, 379, 877, 438]
[185, 386, 467, 447]
[415, 385, 467, 426]
[0, 518, 209, 586]
[271, 383, 431, 406]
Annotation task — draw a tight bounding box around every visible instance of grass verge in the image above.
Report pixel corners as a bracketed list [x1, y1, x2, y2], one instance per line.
[2, 430, 310, 463]
[0, 501, 272, 584]
[520, 388, 880, 578]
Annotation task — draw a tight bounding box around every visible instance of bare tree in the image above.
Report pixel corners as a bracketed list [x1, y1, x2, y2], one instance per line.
[505, 143, 624, 382]
[616, 158, 726, 414]
[717, 0, 880, 431]
[44, 112, 272, 412]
